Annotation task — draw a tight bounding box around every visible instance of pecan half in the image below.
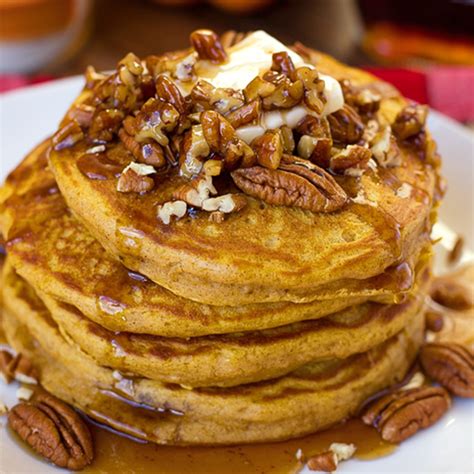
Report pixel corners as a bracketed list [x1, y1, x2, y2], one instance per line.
[8, 392, 94, 470]
[392, 104, 428, 140]
[425, 309, 444, 333]
[190, 29, 228, 63]
[231, 158, 347, 213]
[155, 74, 187, 114]
[431, 276, 473, 310]
[327, 104, 364, 145]
[361, 387, 451, 443]
[252, 130, 283, 169]
[420, 343, 474, 398]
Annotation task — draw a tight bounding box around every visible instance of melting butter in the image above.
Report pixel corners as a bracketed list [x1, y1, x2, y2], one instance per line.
[192, 30, 344, 143]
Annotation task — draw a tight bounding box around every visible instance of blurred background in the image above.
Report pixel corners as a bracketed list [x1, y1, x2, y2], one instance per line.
[0, 0, 473, 124]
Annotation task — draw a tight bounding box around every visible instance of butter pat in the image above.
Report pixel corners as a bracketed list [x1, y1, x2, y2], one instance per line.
[197, 30, 344, 117]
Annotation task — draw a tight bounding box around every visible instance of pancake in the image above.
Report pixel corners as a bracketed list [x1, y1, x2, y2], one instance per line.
[47, 41, 441, 305]
[3, 260, 428, 387]
[1, 140, 428, 337]
[2, 270, 424, 445]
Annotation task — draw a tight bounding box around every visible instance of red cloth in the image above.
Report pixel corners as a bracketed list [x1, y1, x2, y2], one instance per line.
[1, 68, 473, 122]
[364, 66, 474, 122]
[0, 75, 54, 93]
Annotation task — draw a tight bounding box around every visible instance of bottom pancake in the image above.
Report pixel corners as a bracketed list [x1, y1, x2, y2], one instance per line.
[2, 273, 425, 445]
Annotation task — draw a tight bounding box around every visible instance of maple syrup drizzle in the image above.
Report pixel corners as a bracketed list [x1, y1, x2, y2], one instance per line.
[76, 153, 123, 181]
[82, 417, 396, 474]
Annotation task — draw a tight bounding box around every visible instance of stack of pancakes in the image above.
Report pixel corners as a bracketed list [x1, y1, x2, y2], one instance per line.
[0, 34, 442, 445]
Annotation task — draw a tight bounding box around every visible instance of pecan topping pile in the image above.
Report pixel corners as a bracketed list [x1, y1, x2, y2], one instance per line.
[52, 29, 429, 224]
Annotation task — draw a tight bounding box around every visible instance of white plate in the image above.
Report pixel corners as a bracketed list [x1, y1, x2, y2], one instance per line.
[0, 78, 473, 474]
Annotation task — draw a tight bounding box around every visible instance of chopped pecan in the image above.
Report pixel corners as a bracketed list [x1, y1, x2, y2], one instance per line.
[280, 126, 295, 154]
[340, 79, 381, 115]
[296, 66, 326, 114]
[271, 51, 297, 81]
[9, 353, 38, 385]
[201, 110, 255, 170]
[226, 100, 261, 128]
[117, 165, 155, 194]
[190, 29, 228, 63]
[202, 194, 247, 213]
[297, 135, 319, 160]
[307, 443, 356, 472]
[209, 211, 225, 223]
[190, 80, 244, 114]
[8, 392, 94, 470]
[179, 125, 210, 177]
[392, 104, 428, 140]
[155, 74, 187, 114]
[244, 76, 276, 102]
[84, 65, 107, 89]
[0, 349, 14, 383]
[330, 145, 371, 173]
[430, 276, 473, 310]
[157, 200, 187, 224]
[307, 451, 337, 472]
[309, 139, 332, 168]
[134, 98, 180, 146]
[89, 108, 124, 143]
[295, 115, 331, 139]
[371, 126, 401, 167]
[327, 104, 364, 145]
[119, 128, 166, 168]
[52, 120, 84, 151]
[262, 78, 304, 110]
[420, 343, 474, 398]
[175, 53, 196, 82]
[203, 158, 223, 176]
[252, 130, 283, 170]
[173, 174, 217, 207]
[231, 158, 347, 213]
[361, 386, 451, 443]
[64, 104, 95, 128]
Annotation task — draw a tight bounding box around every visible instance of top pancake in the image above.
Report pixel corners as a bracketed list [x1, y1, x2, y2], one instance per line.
[1, 140, 429, 336]
[47, 45, 441, 306]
